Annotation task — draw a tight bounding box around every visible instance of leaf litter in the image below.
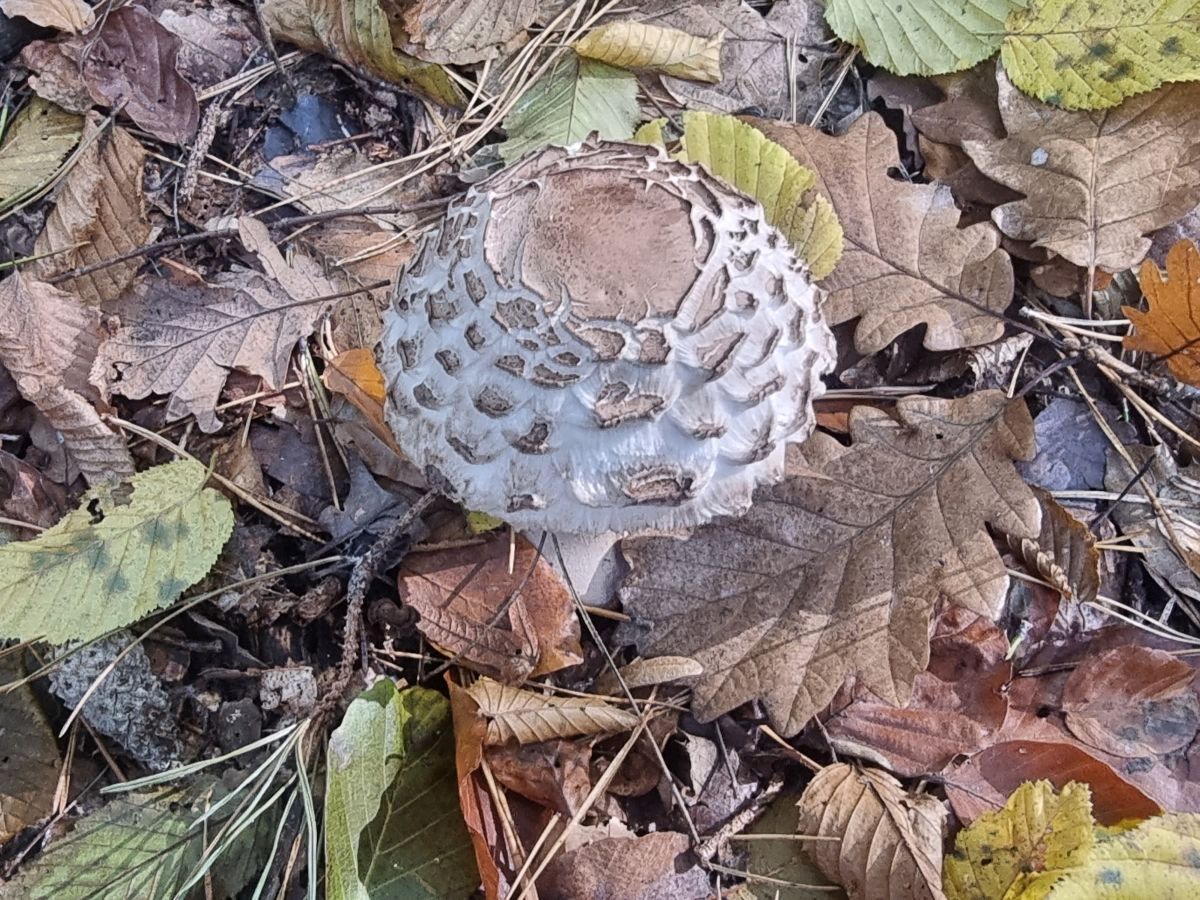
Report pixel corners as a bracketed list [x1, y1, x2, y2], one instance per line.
[4, 1, 1200, 897]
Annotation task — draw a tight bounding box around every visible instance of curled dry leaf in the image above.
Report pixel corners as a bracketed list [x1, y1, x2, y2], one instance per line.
[0, 273, 133, 484]
[465, 677, 640, 745]
[0, 97, 82, 205]
[91, 268, 333, 433]
[1062, 646, 1199, 759]
[1006, 488, 1101, 603]
[574, 21, 722, 83]
[261, 0, 463, 107]
[752, 113, 1014, 352]
[397, 533, 583, 682]
[401, 0, 539, 64]
[1124, 238, 1200, 387]
[962, 75, 1200, 272]
[31, 119, 149, 307]
[0, 0, 93, 32]
[78, 5, 200, 144]
[619, 391, 1040, 737]
[797, 763, 946, 900]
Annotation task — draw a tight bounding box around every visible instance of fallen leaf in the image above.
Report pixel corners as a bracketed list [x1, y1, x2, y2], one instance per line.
[498, 52, 639, 163]
[613, 655, 703, 690]
[797, 763, 946, 900]
[18, 39, 93, 113]
[485, 739, 591, 817]
[0, 450, 67, 531]
[943, 740, 1161, 826]
[91, 268, 333, 433]
[0, 0, 93, 31]
[675, 112, 843, 279]
[0, 656, 62, 842]
[1062, 646, 1199, 759]
[824, 607, 1011, 776]
[943, 780, 1095, 900]
[539, 832, 711, 900]
[0, 96, 82, 205]
[0, 458, 233, 643]
[401, 0, 538, 64]
[741, 790, 840, 897]
[31, 118, 150, 307]
[618, 391, 1040, 736]
[77, 5, 198, 144]
[235, 217, 338, 304]
[1124, 238, 1200, 386]
[261, 0, 464, 107]
[574, 21, 722, 82]
[824, 0, 1020, 77]
[1002, 0, 1200, 111]
[962, 75, 1200, 272]
[1006, 488, 1102, 603]
[466, 677, 640, 745]
[325, 681, 477, 900]
[398, 533, 583, 681]
[0, 272, 133, 485]
[322, 349, 401, 452]
[752, 113, 1014, 352]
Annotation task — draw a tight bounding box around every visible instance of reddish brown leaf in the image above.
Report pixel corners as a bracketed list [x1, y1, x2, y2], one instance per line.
[1007, 488, 1101, 603]
[80, 5, 199, 144]
[1062, 646, 1199, 759]
[538, 832, 710, 900]
[485, 740, 591, 818]
[943, 740, 1160, 827]
[0, 450, 67, 531]
[399, 534, 582, 682]
[1124, 238, 1200, 388]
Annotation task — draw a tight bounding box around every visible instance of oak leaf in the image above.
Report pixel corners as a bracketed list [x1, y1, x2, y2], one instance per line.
[797, 763, 946, 900]
[618, 391, 1040, 737]
[91, 269, 332, 433]
[401, 0, 539, 64]
[31, 118, 150, 307]
[1124, 238, 1200, 387]
[751, 113, 1014, 352]
[962, 76, 1200, 272]
[0, 273, 133, 484]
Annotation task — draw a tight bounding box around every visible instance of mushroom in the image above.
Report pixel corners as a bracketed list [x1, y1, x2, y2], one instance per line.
[378, 140, 836, 596]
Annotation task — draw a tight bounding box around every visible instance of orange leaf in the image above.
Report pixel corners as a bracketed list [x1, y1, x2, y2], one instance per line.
[1125, 239, 1200, 387]
[322, 348, 400, 451]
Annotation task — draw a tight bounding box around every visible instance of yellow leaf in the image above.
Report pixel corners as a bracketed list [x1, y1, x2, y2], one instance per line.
[1046, 813, 1200, 898]
[0, 98, 81, 206]
[574, 21, 722, 83]
[1002, 0, 1200, 110]
[944, 780, 1094, 900]
[632, 117, 667, 146]
[676, 112, 843, 280]
[1123, 239, 1200, 388]
[465, 511, 504, 534]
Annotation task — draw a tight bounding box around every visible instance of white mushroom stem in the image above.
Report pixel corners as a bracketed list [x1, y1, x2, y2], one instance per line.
[525, 530, 626, 606]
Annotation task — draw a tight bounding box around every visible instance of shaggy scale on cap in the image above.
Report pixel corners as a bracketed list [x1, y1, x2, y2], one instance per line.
[379, 140, 835, 535]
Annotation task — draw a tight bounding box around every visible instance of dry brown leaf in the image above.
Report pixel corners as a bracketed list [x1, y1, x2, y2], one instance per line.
[0, 656, 63, 842]
[616, 656, 703, 689]
[235, 217, 338, 304]
[962, 75, 1200, 272]
[321, 349, 401, 452]
[485, 739, 591, 817]
[31, 119, 149, 306]
[539, 832, 710, 900]
[1006, 488, 1101, 603]
[823, 607, 1011, 776]
[401, 0, 538, 64]
[1062, 646, 1199, 759]
[0, 450, 67, 532]
[574, 21, 722, 83]
[752, 113, 1014, 353]
[466, 677, 640, 745]
[77, 5, 199, 144]
[797, 763, 946, 900]
[397, 534, 583, 682]
[18, 39, 93, 113]
[91, 269, 332, 433]
[618, 391, 1040, 737]
[0, 0, 92, 32]
[1124, 238, 1200, 387]
[0, 273, 133, 484]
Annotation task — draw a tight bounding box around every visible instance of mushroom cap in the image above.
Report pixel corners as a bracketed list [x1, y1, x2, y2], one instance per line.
[379, 140, 835, 535]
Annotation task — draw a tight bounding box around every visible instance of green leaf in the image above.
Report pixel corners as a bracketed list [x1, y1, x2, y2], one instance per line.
[325, 682, 477, 900]
[1001, 0, 1200, 110]
[0, 459, 233, 643]
[741, 791, 841, 898]
[498, 52, 639, 163]
[825, 0, 1024, 76]
[3, 780, 277, 900]
[677, 112, 843, 280]
[573, 21, 723, 83]
[0, 97, 82, 206]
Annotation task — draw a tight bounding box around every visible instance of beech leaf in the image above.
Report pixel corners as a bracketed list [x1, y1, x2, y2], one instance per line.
[574, 21, 722, 83]
[1002, 0, 1200, 111]
[962, 76, 1200, 272]
[498, 52, 639, 163]
[0, 458, 233, 643]
[1124, 238, 1200, 387]
[465, 677, 640, 744]
[0, 97, 81, 205]
[797, 763, 947, 900]
[751, 113, 1014, 352]
[618, 391, 1040, 736]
